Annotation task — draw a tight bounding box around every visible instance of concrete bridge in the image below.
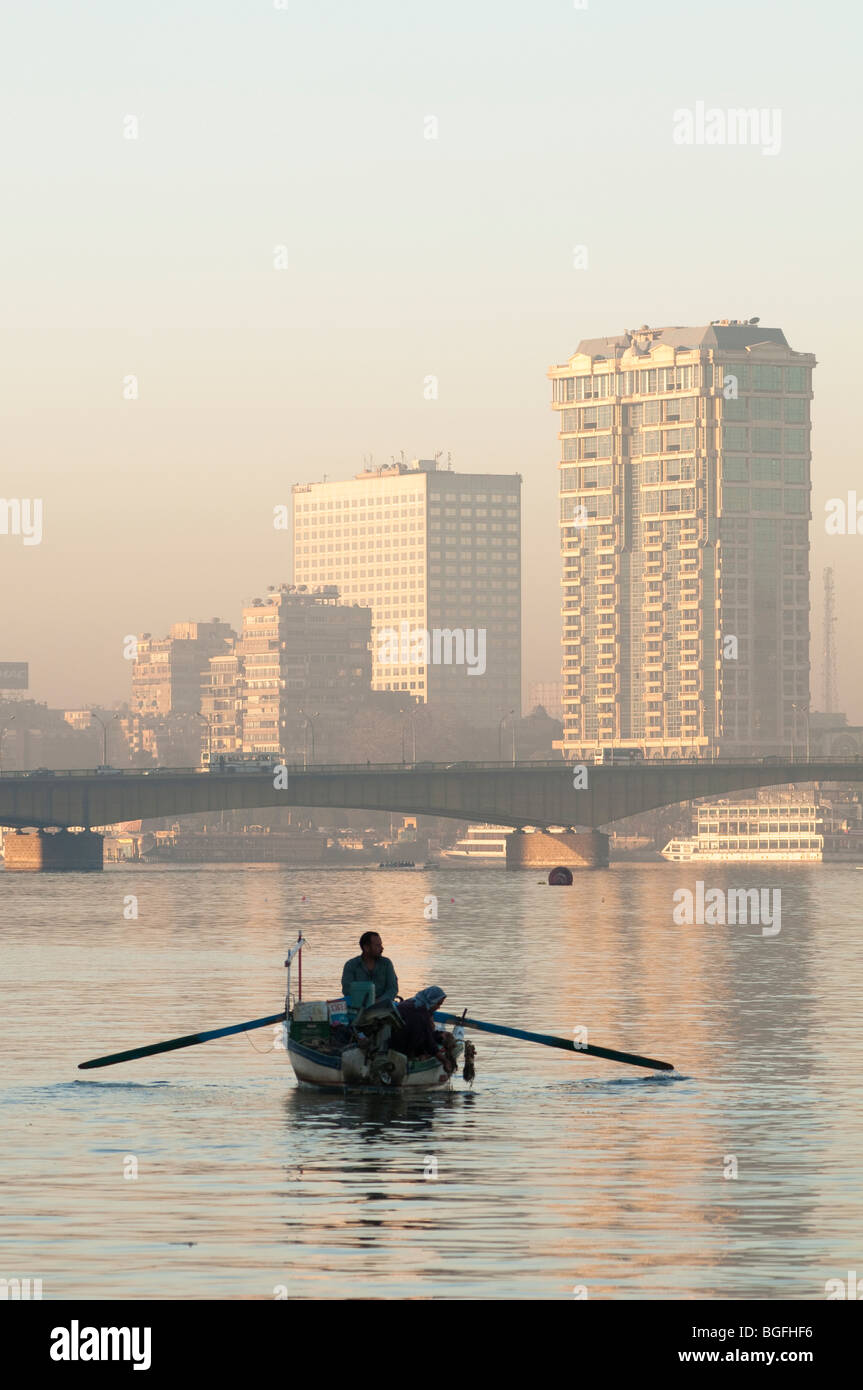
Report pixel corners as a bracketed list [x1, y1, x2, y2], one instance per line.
[1, 757, 861, 869]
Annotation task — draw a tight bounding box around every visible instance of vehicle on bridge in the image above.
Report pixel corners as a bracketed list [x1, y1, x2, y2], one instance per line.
[142, 766, 197, 775]
[593, 747, 644, 766]
[202, 752, 281, 774]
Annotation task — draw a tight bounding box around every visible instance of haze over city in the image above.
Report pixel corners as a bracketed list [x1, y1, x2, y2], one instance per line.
[2, 0, 861, 714]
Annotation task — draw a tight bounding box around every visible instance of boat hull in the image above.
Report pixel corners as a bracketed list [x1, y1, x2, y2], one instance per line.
[287, 1037, 452, 1091]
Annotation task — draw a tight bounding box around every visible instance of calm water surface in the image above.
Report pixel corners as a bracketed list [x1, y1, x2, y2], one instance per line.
[1, 862, 861, 1300]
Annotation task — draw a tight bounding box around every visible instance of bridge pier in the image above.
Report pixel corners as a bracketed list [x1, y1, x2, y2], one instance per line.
[3, 828, 104, 872]
[505, 829, 609, 870]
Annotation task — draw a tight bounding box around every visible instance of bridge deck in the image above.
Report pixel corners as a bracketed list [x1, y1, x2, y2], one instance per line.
[1, 759, 861, 831]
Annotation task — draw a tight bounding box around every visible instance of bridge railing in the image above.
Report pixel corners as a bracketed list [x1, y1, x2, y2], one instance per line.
[1, 755, 862, 778]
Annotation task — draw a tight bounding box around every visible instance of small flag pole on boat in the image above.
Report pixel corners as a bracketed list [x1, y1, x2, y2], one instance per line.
[433, 1011, 674, 1073]
[284, 934, 307, 1039]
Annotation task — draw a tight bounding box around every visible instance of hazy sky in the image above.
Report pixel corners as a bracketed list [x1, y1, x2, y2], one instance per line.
[2, 1, 862, 717]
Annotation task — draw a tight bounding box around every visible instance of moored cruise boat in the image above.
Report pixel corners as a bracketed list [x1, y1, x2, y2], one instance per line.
[441, 823, 513, 863]
[662, 798, 863, 863]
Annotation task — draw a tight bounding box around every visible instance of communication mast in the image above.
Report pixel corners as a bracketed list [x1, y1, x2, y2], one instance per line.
[823, 567, 838, 713]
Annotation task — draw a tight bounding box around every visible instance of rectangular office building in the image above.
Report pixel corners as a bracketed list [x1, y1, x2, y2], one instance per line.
[292, 459, 522, 728]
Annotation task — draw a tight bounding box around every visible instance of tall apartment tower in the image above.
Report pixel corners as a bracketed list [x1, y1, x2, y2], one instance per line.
[292, 459, 522, 728]
[201, 642, 244, 760]
[239, 585, 372, 759]
[548, 321, 815, 760]
[131, 620, 234, 715]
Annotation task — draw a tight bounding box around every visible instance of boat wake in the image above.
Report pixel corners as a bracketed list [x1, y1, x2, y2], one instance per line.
[568, 1069, 689, 1090]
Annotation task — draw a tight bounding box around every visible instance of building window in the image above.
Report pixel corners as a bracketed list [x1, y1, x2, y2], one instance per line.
[723, 427, 748, 451]
[752, 488, 781, 511]
[752, 396, 782, 420]
[783, 489, 808, 514]
[785, 366, 808, 392]
[751, 428, 782, 452]
[724, 487, 750, 512]
[783, 429, 807, 454]
[752, 365, 783, 392]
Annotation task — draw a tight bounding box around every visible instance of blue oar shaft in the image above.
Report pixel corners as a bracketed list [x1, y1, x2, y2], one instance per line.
[78, 1011, 286, 1070]
[434, 1012, 673, 1072]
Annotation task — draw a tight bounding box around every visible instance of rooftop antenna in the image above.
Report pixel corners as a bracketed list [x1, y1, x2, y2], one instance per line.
[823, 567, 838, 713]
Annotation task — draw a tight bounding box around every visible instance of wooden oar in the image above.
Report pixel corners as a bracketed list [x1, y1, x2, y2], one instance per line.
[434, 1011, 674, 1072]
[78, 1012, 286, 1071]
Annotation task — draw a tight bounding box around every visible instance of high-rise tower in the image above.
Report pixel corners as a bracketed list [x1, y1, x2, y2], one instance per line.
[549, 321, 815, 759]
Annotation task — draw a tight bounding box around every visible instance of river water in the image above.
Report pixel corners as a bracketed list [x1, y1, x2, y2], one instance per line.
[1, 861, 861, 1300]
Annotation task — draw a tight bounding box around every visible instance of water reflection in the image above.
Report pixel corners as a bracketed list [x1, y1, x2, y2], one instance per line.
[1, 863, 861, 1298]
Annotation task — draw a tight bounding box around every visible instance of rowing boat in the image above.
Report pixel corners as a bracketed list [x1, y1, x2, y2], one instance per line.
[76, 936, 674, 1081]
[283, 938, 464, 1091]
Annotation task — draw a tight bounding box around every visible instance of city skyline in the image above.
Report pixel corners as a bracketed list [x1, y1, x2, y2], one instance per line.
[2, 2, 862, 715]
[1, 409, 855, 725]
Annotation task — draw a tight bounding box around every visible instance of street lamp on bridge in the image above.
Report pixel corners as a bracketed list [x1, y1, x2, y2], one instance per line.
[399, 705, 418, 764]
[0, 713, 15, 773]
[791, 702, 811, 763]
[191, 710, 209, 766]
[498, 708, 516, 765]
[297, 710, 318, 769]
[89, 710, 120, 765]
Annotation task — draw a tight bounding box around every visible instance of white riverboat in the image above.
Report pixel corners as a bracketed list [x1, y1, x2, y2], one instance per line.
[662, 798, 863, 863]
[441, 823, 513, 863]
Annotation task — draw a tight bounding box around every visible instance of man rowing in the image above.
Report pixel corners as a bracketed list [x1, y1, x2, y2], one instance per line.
[341, 931, 399, 1007]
